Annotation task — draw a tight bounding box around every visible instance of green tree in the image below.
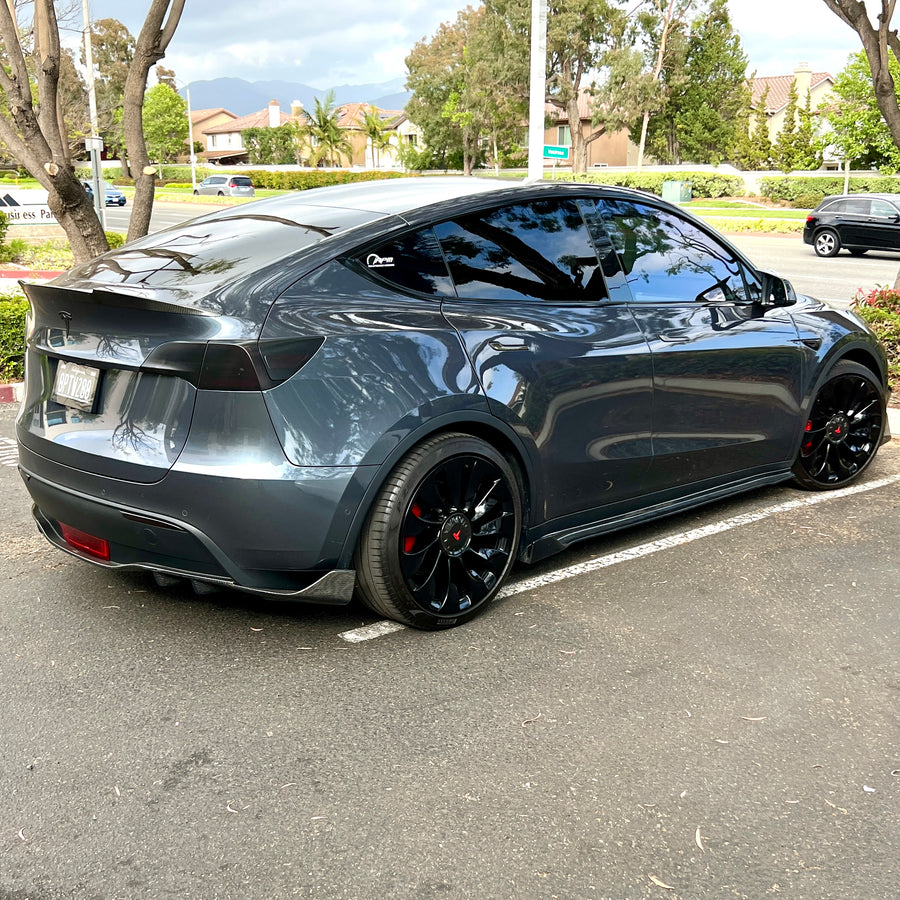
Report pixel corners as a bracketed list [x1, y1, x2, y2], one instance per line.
[822, 49, 900, 171]
[0, 0, 184, 259]
[406, 6, 490, 174]
[643, 0, 748, 164]
[83, 18, 135, 168]
[745, 83, 774, 170]
[306, 92, 352, 167]
[142, 83, 188, 162]
[823, 1, 900, 150]
[361, 106, 390, 168]
[243, 125, 297, 165]
[773, 80, 799, 171]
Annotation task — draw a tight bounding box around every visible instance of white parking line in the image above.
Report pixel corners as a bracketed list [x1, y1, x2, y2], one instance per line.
[0, 437, 18, 467]
[343, 473, 900, 642]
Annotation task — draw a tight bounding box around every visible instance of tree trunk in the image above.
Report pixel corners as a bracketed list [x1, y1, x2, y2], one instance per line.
[822, 0, 900, 149]
[122, 0, 186, 243]
[0, 0, 108, 262]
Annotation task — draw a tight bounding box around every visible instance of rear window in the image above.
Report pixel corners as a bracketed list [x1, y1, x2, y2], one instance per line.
[230, 177, 252, 187]
[56, 205, 384, 300]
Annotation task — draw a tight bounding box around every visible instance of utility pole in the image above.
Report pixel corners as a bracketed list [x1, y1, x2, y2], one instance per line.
[527, 0, 548, 181]
[81, 0, 105, 228]
[186, 84, 197, 192]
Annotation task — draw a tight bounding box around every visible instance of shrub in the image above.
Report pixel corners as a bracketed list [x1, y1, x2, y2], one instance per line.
[0, 291, 28, 382]
[853, 285, 900, 391]
[790, 192, 826, 209]
[568, 170, 745, 199]
[761, 175, 900, 202]
[106, 231, 126, 249]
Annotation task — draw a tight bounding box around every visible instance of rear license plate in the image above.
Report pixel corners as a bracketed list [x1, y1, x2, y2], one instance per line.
[52, 361, 100, 411]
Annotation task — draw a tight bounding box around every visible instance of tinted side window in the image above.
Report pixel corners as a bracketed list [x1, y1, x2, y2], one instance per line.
[352, 228, 454, 297]
[871, 198, 899, 219]
[433, 199, 607, 303]
[828, 198, 870, 214]
[597, 198, 754, 304]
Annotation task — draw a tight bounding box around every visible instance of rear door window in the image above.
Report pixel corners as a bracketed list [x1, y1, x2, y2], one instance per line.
[433, 198, 607, 303]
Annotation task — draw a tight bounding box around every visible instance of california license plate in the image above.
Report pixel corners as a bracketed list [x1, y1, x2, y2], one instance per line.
[52, 361, 100, 411]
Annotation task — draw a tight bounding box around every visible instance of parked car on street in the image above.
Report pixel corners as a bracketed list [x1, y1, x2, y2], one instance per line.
[193, 174, 255, 197]
[17, 179, 890, 629]
[82, 179, 127, 206]
[803, 193, 900, 257]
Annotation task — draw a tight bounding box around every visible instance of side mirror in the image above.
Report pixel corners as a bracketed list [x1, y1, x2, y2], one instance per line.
[758, 270, 797, 307]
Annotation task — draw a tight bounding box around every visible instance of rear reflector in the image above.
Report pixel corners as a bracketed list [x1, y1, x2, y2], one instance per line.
[60, 523, 110, 561]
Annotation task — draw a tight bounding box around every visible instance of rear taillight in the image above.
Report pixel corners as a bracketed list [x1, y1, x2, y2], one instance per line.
[60, 523, 110, 560]
[806, 215, 815, 223]
[142, 337, 323, 390]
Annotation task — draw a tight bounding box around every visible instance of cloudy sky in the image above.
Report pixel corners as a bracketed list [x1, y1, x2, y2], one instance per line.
[80, 0, 864, 88]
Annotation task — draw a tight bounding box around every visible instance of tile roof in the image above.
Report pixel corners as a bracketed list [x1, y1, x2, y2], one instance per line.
[204, 108, 298, 134]
[336, 102, 405, 129]
[751, 72, 832, 112]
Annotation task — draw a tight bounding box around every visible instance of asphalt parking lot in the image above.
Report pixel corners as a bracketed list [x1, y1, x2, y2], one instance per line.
[1, 403, 898, 899]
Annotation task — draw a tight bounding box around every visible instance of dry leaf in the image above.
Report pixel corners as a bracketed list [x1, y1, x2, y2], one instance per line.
[695, 826, 705, 851]
[741, 716, 767, 721]
[648, 874, 675, 890]
[250, 627, 263, 632]
[522, 712, 542, 726]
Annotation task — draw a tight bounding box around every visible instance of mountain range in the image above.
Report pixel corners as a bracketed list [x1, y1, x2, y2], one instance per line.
[182, 76, 412, 118]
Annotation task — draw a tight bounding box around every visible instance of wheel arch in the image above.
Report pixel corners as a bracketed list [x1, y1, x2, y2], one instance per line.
[335, 412, 540, 569]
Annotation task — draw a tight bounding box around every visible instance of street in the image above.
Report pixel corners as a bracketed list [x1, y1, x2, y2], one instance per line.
[1, 402, 898, 899]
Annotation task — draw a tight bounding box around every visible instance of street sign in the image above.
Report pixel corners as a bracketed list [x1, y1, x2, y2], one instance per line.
[543, 144, 570, 160]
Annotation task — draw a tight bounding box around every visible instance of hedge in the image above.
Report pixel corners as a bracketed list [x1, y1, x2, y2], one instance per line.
[75, 166, 410, 192]
[761, 175, 900, 203]
[562, 170, 745, 199]
[854, 286, 900, 391]
[0, 292, 28, 382]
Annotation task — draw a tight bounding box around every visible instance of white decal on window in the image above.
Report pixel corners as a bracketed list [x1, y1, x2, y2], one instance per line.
[367, 253, 395, 268]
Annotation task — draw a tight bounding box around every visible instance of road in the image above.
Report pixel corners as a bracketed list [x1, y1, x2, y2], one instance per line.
[103, 201, 900, 308]
[1, 401, 898, 899]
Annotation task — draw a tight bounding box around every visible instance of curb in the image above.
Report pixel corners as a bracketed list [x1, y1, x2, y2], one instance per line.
[0, 269, 66, 281]
[0, 382, 23, 404]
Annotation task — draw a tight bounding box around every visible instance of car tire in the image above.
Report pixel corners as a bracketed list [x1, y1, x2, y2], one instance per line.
[792, 360, 885, 490]
[354, 433, 522, 629]
[217, 191, 225, 196]
[813, 228, 841, 257]
[848, 248, 867, 256]
[193, 190, 199, 195]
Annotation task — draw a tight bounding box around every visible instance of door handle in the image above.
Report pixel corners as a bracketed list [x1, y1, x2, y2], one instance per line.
[656, 332, 691, 344]
[488, 338, 528, 352]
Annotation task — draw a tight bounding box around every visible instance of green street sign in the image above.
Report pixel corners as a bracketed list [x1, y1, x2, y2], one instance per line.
[543, 144, 570, 160]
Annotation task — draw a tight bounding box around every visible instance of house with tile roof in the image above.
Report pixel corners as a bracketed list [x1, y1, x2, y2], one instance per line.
[542, 90, 639, 168]
[751, 63, 834, 144]
[190, 108, 239, 159]
[201, 100, 300, 164]
[198, 99, 422, 168]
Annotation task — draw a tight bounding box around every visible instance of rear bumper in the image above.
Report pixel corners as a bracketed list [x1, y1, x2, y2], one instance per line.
[17, 445, 373, 604]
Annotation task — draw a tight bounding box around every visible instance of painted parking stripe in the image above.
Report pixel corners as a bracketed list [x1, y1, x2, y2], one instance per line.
[497, 473, 900, 598]
[0, 437, 17, 467]
[342, 473, 900, 641]
[340, 620, 407, 643]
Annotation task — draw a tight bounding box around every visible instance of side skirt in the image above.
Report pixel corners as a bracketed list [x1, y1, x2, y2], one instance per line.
[521, 468, 794, 564]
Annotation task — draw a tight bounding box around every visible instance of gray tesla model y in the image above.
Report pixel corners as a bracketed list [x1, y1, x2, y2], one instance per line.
[16, 178, 890, 628]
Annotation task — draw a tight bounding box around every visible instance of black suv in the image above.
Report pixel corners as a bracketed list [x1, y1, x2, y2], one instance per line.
[803, 193, 900, 257]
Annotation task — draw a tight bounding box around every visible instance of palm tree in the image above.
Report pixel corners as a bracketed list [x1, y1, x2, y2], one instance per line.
[307, 91, 352, 168]
[361, 105, 390, 169]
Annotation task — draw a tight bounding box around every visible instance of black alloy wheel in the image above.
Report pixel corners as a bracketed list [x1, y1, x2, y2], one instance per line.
[792, 361, 885, 490]
[813, 228, 841, 257]
[355, 433, 522, 629]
